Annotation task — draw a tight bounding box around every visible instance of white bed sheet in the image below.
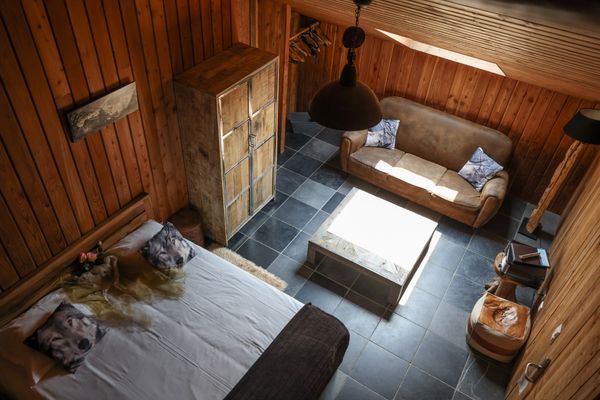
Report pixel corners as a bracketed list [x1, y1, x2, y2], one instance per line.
[0, 221, 302, 400]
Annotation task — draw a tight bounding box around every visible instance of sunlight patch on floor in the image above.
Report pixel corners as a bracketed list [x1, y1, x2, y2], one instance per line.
[398, 230, 442, 306]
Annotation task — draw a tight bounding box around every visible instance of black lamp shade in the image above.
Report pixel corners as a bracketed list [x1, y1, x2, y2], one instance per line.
[308, 80, 382, 131]
[563, 109, 600, 145]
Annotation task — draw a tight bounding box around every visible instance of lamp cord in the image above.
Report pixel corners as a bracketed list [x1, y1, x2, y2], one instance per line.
[355, 4, 361, 31]
[347, 3, 362, 65]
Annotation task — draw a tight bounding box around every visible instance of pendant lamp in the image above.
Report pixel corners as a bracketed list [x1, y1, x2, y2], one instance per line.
[308, 0, 382, 131]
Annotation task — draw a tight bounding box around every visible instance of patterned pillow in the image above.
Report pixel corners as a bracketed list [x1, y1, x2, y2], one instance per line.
[458, 147, 504, 191]
[365, 119, 400, 149]
[139, 222, 196, 271]
[25, 302, 106, 373]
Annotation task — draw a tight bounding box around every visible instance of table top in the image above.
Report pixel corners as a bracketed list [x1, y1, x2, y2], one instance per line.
[309, 188, 438, 286]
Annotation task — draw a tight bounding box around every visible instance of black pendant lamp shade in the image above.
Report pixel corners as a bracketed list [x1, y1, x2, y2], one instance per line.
[563, 108, 600, 144]
[308, 65, 382, 131]
[309, 0, 382, 131]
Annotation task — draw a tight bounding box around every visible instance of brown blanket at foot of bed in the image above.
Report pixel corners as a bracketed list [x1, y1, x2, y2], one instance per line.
[225, 303, 349, 400]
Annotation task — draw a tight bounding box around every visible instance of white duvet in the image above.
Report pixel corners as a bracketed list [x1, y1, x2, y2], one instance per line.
[0, 221, 302, 400]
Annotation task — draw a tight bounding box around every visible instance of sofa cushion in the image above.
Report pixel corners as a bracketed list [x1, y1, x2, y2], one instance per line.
[350, 147, 405, 174]
[433, 170, 482, 209]
[458, 147, 504, 191]
[388, 153, 446, 192]
[365, 119, 400, 149]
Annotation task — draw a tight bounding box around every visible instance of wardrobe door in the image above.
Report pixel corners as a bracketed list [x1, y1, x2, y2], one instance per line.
[222, 117, 250, 237]
[253, 167, 274, 210]
[220, 83, 248, 134]
[226, 190, 250, 235]
[250, 63, 276, 113]
[252, 137, 276, 210]
[252, 102, 276, 145]
[222, 122, 249, 172]
[224, 158, 249, 205]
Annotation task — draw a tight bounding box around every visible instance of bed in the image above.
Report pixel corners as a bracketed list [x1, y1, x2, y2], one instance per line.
[0, 195, 348, 399]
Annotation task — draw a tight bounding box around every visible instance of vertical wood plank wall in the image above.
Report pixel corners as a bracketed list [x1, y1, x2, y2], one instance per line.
[506, 153, 600, 399]
[256, 0, 292, 152]
[0, 0, 250, 292]
[291, 21, 600, 213]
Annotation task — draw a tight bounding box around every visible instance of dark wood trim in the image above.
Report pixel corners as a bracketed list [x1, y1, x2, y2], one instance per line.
[0, 194, 150, 328]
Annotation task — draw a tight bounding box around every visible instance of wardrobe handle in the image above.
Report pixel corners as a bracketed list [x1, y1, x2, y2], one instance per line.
[249, 134, 256, 149]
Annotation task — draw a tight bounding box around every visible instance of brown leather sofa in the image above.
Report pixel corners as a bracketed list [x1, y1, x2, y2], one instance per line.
[340, 96, 513, 228]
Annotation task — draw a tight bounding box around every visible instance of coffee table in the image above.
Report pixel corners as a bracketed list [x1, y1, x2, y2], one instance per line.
[307, 188, 438, 305]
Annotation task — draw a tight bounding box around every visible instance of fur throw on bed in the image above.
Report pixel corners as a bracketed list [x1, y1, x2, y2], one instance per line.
[208, 245, 287, 291]
[61, 255, 185, 327]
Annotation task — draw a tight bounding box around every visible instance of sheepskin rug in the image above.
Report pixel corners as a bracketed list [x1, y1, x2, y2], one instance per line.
[208, 244, 287, 291]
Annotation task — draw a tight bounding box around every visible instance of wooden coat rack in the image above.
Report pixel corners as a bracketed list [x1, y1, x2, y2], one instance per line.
[288, 22, 331, 63]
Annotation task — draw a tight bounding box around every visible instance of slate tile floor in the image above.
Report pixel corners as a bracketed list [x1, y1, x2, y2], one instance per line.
[226, 115, 557, 400]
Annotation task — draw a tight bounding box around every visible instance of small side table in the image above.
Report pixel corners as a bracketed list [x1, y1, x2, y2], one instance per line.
[487, 252, 521, 302]
[169, 206, 205, 247]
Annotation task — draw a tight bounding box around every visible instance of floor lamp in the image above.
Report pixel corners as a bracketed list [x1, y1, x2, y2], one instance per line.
[520, 108, 600, 238]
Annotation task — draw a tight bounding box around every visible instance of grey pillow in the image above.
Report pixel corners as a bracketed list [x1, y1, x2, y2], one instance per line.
[458, 147, 503, 191]
[26, 302, 106, 373]
[139, 222, 196, 271]
[365, 119, 400, 149]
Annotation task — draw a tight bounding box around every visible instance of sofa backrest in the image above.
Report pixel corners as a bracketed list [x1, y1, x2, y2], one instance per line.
[381, 97, 513, 171]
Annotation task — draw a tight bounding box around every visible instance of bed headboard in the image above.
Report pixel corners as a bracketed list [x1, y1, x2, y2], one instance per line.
[0, 194, 151, 327]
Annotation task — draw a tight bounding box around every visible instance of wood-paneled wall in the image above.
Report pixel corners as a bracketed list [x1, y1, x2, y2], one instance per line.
[0, 0, 249, 292]
[506, 153, 600, 399]
[292, 21, 600, 213]
[257, 0, 292, 152]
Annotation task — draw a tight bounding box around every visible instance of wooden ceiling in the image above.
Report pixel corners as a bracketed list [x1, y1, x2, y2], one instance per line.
[286, 0, 600, 101]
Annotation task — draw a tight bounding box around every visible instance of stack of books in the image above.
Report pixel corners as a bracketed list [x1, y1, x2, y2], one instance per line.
[499, 241, 550, 289]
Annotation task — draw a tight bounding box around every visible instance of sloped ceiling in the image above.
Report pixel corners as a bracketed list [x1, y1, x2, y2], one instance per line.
[287, 0, 600, 101]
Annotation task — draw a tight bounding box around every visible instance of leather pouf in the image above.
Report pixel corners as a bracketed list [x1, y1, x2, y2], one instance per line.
[466, 292, 531, 363]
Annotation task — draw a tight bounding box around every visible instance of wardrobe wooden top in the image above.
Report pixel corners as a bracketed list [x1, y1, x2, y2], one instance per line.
[175, 43, 277, 96]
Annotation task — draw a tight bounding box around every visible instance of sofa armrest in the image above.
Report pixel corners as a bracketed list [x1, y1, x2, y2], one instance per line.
[481, 171, 509, 200]
[340, 130, 367, 172]
[474, 171, 509, 227]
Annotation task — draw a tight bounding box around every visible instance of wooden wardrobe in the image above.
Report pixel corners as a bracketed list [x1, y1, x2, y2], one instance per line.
[174, 43, 279, 245]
